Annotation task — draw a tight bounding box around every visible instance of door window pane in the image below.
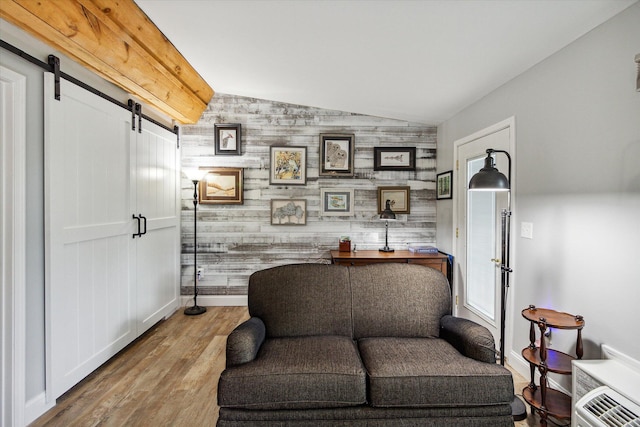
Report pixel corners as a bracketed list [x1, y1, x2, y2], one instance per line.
[466, 157, 496, 321]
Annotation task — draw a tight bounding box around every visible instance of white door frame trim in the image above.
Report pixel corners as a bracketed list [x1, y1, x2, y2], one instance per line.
[452, 116, 517, 359]
[1, 65, 27, 427]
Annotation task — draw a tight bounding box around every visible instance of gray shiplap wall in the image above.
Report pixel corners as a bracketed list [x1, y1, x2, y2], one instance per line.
[180, 93, 438, 296]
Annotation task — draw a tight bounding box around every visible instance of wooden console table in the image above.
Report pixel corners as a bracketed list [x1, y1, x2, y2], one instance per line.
[330, 250, 449, 278]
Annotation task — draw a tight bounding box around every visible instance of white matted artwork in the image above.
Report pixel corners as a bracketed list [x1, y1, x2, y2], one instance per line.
[320, 188, 355, 217]
[271, 199, 307, 225]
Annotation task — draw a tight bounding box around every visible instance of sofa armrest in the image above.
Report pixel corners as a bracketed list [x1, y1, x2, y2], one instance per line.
[440, 315, 497, 363]
[225, 317, 266, 368]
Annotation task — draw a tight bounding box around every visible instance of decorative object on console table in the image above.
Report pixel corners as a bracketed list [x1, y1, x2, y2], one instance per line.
[339, 236, 351, 252]
[373, 147, 416, 171]
[379, 199, 396, 252]
[436, 170, 453, 200]
[407, 243, 439, 254]
[319, 133, 355, 177]
[468, 149, 526, 421]
[214, 123, 242, 155]
[184, 168, 207, 316]
[521, 305, 585, 427]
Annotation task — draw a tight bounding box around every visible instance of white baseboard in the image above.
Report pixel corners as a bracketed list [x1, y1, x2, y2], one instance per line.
[180, 295, 248, 307]
[24, 392, 55, 426]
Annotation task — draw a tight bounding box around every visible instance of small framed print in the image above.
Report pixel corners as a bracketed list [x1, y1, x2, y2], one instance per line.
[436, 170, 453, 200]
[374, 147, 416, 171]
[377, 186, 410, 214]
[319, 133, 355, 177]
[271, 199, 307, 225]
[199, 167, 243, 204]
[214, 124, 241, 155]
[270, 146, 307, 185]
[320, 188, 355, 217]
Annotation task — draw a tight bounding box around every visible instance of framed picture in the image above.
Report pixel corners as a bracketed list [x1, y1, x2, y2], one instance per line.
[377, 186, 410, 214]
[214, 123, 241, 155]
[320, 188, 355, 217]
[198, 167, 243, 204]
[373, 147, 416, 171]
[436, 170, 453, 200]
[319, 133, 355, 177]
[270, 146, 307, 185]
[271, 199, 307, 225]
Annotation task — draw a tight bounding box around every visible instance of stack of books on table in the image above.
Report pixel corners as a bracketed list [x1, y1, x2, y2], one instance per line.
[408, 244, 439, 254]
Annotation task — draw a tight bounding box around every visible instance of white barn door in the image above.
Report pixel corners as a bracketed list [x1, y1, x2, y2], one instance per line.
[133, 120, 180, 333]
[45, 74, 135, 399]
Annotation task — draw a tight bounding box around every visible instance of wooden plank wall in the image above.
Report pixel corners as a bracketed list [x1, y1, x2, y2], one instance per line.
[180, 93, 438, 296]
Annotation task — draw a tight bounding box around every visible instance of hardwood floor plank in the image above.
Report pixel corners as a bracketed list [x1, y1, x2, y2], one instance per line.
[30, 306, 249, 427]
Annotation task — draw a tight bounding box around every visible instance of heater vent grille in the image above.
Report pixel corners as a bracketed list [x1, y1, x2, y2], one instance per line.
[583, 391, 640, 426]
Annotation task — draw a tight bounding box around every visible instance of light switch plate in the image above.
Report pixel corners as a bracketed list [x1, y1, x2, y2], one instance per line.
[521, 222, 533, 239]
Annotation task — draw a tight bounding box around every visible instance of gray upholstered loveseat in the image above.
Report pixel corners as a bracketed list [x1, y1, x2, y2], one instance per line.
[217, 263, 514, 426]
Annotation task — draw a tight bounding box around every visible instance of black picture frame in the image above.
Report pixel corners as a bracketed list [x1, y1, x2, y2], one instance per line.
[436, 170, 453, 200]
[319, 133, 355, 177]
[373, 147, 416, 171]
[214, 123, 241, 155]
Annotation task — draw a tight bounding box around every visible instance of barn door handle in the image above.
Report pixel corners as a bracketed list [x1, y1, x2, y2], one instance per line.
[140, 214, 147, 236]
[132, 214, 141, 238]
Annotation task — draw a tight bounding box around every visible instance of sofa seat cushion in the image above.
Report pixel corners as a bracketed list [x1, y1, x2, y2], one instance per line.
[218, 336, 366, 410]
[358, 337, 514, 408]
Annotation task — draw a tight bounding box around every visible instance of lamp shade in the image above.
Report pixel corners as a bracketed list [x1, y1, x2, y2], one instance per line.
[380, 200, 397, 220]
[468, 154, 509, 191]
[184, 167, 207, 182]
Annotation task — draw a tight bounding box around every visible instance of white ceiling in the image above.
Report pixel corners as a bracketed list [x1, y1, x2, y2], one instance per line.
[136, 0, 636, 125]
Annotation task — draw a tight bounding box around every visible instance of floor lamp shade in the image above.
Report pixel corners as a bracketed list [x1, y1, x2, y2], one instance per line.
[468, 149, 510, 191]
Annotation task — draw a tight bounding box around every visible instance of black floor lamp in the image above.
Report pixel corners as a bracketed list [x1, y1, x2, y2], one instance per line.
[468, 148, 526, 421]
[184, 169, 206, 316]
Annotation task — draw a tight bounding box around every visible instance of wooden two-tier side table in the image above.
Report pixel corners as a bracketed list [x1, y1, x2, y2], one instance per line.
[521, 305, 585, 427]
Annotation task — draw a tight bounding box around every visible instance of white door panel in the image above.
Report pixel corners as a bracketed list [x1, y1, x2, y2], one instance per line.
[45, 74, 135, 398]
[454, 120, 514, 358]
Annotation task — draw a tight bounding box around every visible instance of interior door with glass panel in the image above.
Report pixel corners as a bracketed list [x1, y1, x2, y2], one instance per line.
[454, 125, 511, 353]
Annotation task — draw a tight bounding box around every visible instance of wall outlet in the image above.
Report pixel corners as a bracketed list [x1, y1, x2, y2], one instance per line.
[521, 222, 533, 239]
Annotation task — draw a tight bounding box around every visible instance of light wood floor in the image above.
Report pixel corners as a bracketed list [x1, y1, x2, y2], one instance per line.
[31, 306, 543, 426]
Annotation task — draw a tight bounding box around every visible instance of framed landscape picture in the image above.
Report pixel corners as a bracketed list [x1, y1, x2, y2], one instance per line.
[270, 146, 307, 185]
[320, 188, 355, 217]
[436, 170, 453, 200]
[373, 147, 416, 171]
[214, 123, 241, 155]
[319, 133, 355, 177]
[377, 186, 410, 214]
[271, 199, 307, 225]
[198, 167, 243, 204]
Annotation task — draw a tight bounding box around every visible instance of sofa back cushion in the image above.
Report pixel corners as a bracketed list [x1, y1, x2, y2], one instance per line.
[350, 263, 451, 339]
[248, 263, 353, 338]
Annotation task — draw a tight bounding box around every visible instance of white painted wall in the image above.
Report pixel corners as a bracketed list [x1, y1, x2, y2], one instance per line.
[436, 3, 640, 391]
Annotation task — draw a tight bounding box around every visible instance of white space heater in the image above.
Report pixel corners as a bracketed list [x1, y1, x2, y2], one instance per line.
[572, 345, 640, 427]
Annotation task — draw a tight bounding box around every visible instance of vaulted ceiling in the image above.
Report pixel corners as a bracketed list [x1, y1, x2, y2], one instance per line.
[136, 0, 636, 124]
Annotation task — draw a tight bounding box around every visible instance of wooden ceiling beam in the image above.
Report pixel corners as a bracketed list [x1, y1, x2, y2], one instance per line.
[1, 0, 214, 124]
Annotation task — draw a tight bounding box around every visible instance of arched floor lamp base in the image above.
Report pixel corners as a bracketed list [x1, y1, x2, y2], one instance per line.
[512, 395, 527, 421]
[184, 305, 206, 316]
